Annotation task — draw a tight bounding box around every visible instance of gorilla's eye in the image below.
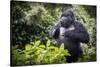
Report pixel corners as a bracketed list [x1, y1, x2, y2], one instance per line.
[62, 14, 71, 18]
[66, 13, 70, 16]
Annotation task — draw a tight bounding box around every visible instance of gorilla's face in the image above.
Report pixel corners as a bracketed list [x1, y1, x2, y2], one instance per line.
[60, 10, 75, 28]
[60, 16, 73, 28]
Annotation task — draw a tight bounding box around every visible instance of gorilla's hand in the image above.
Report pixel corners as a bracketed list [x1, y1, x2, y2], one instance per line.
[52, 28, 60, 39]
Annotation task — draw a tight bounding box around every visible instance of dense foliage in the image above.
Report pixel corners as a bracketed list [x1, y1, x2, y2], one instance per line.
[11, 1, 96, 66]
[12, 40, 70, 65]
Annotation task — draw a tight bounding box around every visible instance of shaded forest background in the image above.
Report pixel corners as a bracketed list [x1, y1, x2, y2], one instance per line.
[11, 1, 96, 66]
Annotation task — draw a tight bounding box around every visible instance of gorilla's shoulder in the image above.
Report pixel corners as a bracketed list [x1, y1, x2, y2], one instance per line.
[73, 21, 84, 28]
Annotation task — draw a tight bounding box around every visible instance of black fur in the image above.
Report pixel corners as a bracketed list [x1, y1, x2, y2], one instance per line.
[51, 9, 89, 62]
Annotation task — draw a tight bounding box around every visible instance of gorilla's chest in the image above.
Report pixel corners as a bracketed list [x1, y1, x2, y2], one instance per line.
[55, 25, 75, 48]
[59, 25, 75, 39]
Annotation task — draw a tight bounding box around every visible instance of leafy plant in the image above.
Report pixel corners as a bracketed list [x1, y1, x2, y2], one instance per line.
[11, 40, 70, 66]
[77, 44, 96, 62]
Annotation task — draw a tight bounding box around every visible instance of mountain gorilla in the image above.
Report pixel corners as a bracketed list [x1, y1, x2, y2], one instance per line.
[50, 9, 89, 62]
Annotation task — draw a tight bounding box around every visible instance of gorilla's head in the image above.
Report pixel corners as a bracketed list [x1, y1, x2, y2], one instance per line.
[60, 9, 75, 28]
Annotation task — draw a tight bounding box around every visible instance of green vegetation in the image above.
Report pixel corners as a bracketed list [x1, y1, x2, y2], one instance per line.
[12, 40, 70, 65]
[11, 1, 96, 65]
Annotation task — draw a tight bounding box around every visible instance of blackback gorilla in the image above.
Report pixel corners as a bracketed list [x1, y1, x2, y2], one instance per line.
[51, 9, 89, 62]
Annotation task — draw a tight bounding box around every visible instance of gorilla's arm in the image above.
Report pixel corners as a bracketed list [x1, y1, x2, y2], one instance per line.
[52, 27, 60, 39]
[50, 23, 60, 39]
[64, 22, 89, 43]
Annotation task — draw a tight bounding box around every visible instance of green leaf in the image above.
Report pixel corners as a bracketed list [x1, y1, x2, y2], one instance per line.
[25, 44, 33, 50]
[60, 43, 64, 50]
[35, 40, 41, 46]
[39, 45, 46, 48]
[46, 40, 50, 47]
